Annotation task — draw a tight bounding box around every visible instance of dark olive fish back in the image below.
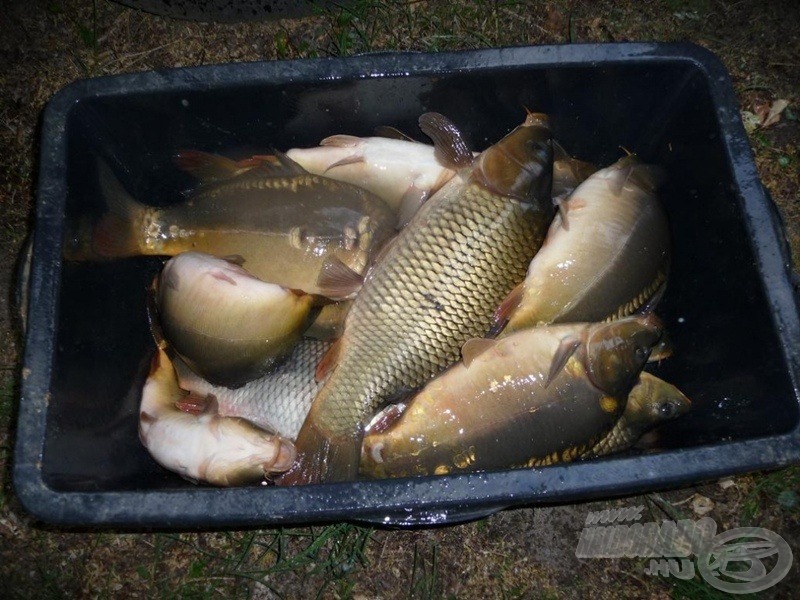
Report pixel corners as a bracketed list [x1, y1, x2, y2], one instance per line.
[322, 179, 547, 435]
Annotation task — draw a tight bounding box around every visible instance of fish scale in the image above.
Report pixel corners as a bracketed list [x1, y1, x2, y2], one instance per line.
[316, 179, 544, 435]
[279, 112, 556, 484]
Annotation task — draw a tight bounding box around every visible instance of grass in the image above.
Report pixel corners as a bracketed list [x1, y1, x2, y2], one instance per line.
[741, 465, 800, 524]
[128, 524, 375, 598]
[0, 0, 799, 599]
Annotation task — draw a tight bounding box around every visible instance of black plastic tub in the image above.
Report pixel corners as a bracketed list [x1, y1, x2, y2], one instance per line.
[15, 43, 800, 528]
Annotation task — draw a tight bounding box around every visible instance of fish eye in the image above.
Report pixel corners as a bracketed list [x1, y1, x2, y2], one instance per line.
[635, 345, 649, 361]
[659, 402, 676, 418]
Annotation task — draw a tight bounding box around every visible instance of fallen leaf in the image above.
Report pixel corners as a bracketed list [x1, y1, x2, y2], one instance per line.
[741, 110, 761, 133]
[718, 478, 736, 490]
[691, 494, 715, 517]
[762, 99, 790, 128]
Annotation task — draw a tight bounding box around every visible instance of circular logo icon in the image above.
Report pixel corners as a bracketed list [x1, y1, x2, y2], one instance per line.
[697, 527, 793, 594]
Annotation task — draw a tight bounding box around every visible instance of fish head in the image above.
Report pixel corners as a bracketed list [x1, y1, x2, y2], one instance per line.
[199, 418, 298, 486]
[473, 112, 554, 208]
[583, 314, 664, 400]
[627, 373, 692, 428]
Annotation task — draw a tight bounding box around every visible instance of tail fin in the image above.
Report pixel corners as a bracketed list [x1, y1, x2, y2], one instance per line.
[275, 418, 361, 485]
[92, 160, 146, 257]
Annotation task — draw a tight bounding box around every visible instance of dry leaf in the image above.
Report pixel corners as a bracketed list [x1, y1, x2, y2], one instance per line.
[718, 478, 736, 490]
[753, 98, 771, 122]
[691, 494, 715, 517]
[762, 99, 790, 128]
[741, 110, 761, 133]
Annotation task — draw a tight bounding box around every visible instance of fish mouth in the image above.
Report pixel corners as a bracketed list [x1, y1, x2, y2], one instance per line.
[267, 438, 298, 473]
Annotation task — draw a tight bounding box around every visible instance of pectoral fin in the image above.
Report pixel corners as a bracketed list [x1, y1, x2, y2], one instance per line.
[461, 337, 498, 368]
[175, 392, 217, 416]
[374, 125, 416, 142]
[546, 335, 582, 388]
[320, 134, 362, 148]
[489, 283, 524, 336]
[316, 256, 365, 300]
[396, 186, 429, 229]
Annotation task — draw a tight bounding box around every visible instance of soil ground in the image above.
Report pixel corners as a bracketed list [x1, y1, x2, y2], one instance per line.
[1, 1, 799, 598]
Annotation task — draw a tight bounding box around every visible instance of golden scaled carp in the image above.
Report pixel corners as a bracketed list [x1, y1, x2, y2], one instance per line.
[587, 371, 690, 458]
[360, 315, 663, 479]
[154, 252, 313, 388]
[139, 346, 296, 486]
[91, 154, 396, 297]
[214, 135, 462, 229]
[495, 155, 670, 335]
[278, 111, 556, 485]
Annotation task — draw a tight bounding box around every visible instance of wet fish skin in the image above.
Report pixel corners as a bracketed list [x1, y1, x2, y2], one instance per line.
[499, 155, 670, 335]
[279, 112, 556, 485]
[587, 372, 691, 457]
[360, 316, 663, 479]
[156, 252, 313, 388]
[138, 346, 296, 486]
[286, 135, 459, 225]
[92, 157, 396, 296]
[173, 338, 331, 440]
[551, 142, 597, 200]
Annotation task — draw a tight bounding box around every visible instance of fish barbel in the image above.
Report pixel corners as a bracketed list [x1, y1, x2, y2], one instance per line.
[138, 346, 296, 486]
[360, 315, 663, 478]
[496, 155, 670, 335]
[92, 154, 396, 297]
[279, 111, 555, 485]
[155, 252, 313, 387]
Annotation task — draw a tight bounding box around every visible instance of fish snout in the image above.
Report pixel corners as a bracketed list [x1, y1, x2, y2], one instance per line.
[584, 316, 665, 400]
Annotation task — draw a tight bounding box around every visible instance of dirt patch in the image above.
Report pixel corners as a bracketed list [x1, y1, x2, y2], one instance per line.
[1, 1, 799, 598]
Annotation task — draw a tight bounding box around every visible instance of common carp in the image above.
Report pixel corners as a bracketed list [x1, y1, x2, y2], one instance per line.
[587, 371, 691, 458]
[495, 155, 669, 335]
[204, 135, 460, 228]
[360, 316, 663, 478]
[285, 134, 460, 227]
[279, 111, 555, 485]
[139, 346, 296, 486]
[92, 154, 396, 297]
[154, 252, 313, 387]
[172, 338, 330, 440]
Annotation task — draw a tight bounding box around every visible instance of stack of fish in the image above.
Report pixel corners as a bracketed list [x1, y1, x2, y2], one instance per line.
[88, 110, 691, 487]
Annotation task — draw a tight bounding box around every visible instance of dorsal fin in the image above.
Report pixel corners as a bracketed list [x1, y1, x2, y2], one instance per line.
[174, 150, 242, 181]
[461, 337, 498, 368]
[418, 112, 474, 170]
